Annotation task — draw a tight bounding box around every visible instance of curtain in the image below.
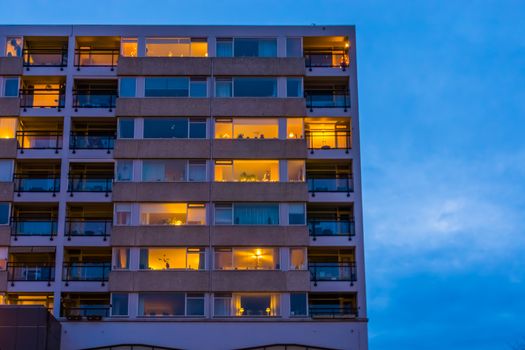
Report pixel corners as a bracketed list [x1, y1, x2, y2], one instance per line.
[234, 204, 279, 225]
[143, 161, 165, 181]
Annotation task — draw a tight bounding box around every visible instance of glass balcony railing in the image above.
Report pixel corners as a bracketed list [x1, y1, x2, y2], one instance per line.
[20, 89, 65, 109]
[307, 220, 355, 240]
[305, 130, 351, 151]
[305, 90, 350, 110]
[10, 218, 58, 238]
[308, 262, 357, 283]
[7, 262, 55, 283]
[16, 130, 63, 152]
[65, 219, 112, 240]
[69, 133, 115, 152]
[309, 306, 357, 318]
[13, 174, 60, 193]
[68, 176, 113, 194]
[304, 49, 349, 69]
[74, 48, 119, 69]
[307, 176, 353, 194]
[72, 90, 117, 109]
[64, 306, 110, 318]
[62, 262, 111, 282]
[23, 48, 68, 68]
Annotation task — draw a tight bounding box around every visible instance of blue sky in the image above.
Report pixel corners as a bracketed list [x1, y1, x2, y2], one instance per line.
[5, 1, 525, 349]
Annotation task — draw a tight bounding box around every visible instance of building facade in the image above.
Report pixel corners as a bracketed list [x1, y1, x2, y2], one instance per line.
[0, 25, 367, 350]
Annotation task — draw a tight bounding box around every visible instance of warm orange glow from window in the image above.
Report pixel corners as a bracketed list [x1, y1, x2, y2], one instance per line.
[146, 38, 208, 57]
[287, 118, 303, 139]
[139, 203, 206, 225]
[121, 37, 138, 57]
[141, 248, 204, 270]
[214, 160, 279, 182]
[215, 118, 278, 139]
[0, 118, 16, 139]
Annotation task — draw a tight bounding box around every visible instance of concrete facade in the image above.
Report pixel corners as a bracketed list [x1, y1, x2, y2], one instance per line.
[0, 25, 367, 350]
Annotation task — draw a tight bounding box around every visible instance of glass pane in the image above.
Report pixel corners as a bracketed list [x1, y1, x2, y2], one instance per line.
[286, 38, 302, 57]
[233, 248, 278, 270]
[214, 296, 231, 316]
[189, 121, 206, 138]
[290, 248, 305, 270]
[143, 160, 186, 182]
[5, 37, 23, 57]
[0, 118, 16, 138]
[232, 118, 278, 139]
[187, 297, 205, 315]
[290, 293, 307, 316]
[144, 119, 188, 138]
[187, 207, 206, 225]
[288, 203, 305, 225]
[287, 118, 303, 139]
[111, 293, 129, 316]
[118, 119, 134, 139]
[121, 38, 138, 57]
[145, 78, 189, 97]
[287, 78, 302, 97]
[114, 248, 129, 269]
[188, 162, 206, 181]
[0, 203, 9, 225]
[120, 78, 136, 97]
[287, 160, 304, 182]
[233, 203, 279, 225]
[215, 80, 232, 97]
[190, 80, 207, 97]
[216, 39, 233, 57]
[139, 203, 188, 225]
[234, 78, 277, 97]
[139, 293, 185, 316]
[238, 295, 272, 316]
[146, 38, 191, 57]
[4, 78, 19, 97]
[116, 161, 133, 181]
[115, 204, 131, 225]
[215, 206, 232, 224]
[0, 161, 12, 181]
[191, 40, 208, 57]
[234, 38, 276, 57]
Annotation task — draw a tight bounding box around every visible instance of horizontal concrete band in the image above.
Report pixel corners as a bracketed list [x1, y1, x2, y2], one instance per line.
[112, 182, 308, 202]
[114, 139, 307, 159]
[0, 98, 21, 116]
[117, 57, 306, 76]
[111, 225, 309, 246]
[108, 270, 310, 292]
[0, 57, 23, 75]
[116, 98, 307, 117]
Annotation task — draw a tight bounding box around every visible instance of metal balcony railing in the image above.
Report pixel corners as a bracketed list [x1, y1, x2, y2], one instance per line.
[23, 48, 68, 69]
[67, 175, 113, 195]
[13, 174, 60, 194]
[74, 48, 119, 69]
[69, 132, 115, 153]
[304, 49, 349, 70]
[305, 90, 350, 111]
[307, 219, 355, 240]
[305, 130, 351, 153]
[307, 175, 354, 195]
[308, 306, 357, 318]
[65, 218, 112, 240]
[10, 217, 58, 240]
[7, 262, 55, 286]
[308, 262, 357, 285]
[72, 90, 117, 110]
[19, 89, 65, 110]
[63, 306, 110, 320]
[62, 262, 110, 285]
[16, 130, 62, 153]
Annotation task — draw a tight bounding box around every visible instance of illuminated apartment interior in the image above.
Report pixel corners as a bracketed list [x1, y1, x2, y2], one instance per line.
[0, 25, 366, 350]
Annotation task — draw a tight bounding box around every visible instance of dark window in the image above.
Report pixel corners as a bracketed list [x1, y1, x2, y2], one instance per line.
[290, 293, 307, 316]
[144, 119, 188, 138]
[234, 78, 277, 97]
[118, 119, 134, 139]
[145, 78, 189, 97]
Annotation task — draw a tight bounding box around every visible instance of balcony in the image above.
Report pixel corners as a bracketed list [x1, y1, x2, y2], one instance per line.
[68, 163, 114, 196]
[307, 176, 353, 195]
[305, 89, 350, 111]
[7, 262, 55, 286]
[65, 203, 112, 241]
[306, 161, 353, 197]
[74, 36, 120, 70]
[62, 262, 110, 285]
[305, 119, 352, 154]
[17, 130, 62, 153]
[309, 293, 358, 318]
[303, 36, 350, 71]
[73, 80, 118, 110]
[10, 205, 58, 240]
[307, 220, 355, 240]
[13, 160, 61, 196]
[309, 262, 356, 284]
[70, 132, 115, 153]
[22, 36, 68, 70]
[19, 77, 66, 111]
[61, 292, 110, 320]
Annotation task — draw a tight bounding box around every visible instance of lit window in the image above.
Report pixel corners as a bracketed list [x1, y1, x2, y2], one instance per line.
[0, 247, 7, 270]
[286, 118, 304, 139]
[0, 118, 16, 139]
[287, 160, 305, 182]
[306, 122, 351, 149]
[139, 203, 206, 225]
[214, 247, 279, 270]
[121, 37, 138, 57]
[145, 38, 208, 57]
[214, 160, 279, 182]
[139, 293, 186, 316]
[139, 247, 205, 270]
[5, 37, 23, 57]
[113, 248, 130, 269]
[290, 248, 306, 270]
[234, 294, 279, 317]
[214, 118, 278, 139]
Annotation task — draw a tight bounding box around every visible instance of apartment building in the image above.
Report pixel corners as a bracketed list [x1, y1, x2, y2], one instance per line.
[0, 25, 367, 350]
